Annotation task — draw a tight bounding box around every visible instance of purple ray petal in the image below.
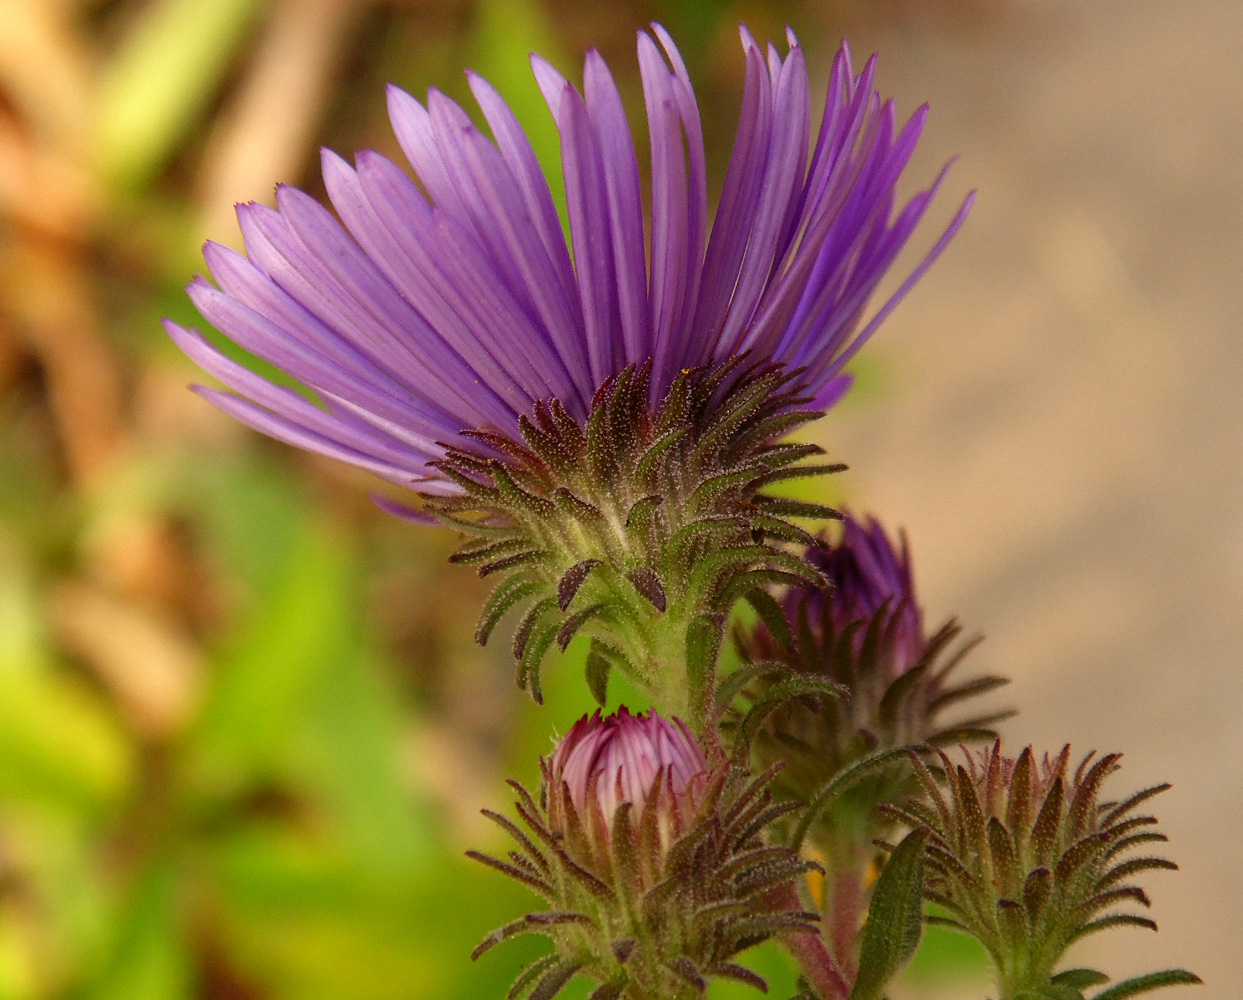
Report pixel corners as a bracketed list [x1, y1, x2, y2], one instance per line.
[584, 49, 650, 364]
[168, 25, 970, 498]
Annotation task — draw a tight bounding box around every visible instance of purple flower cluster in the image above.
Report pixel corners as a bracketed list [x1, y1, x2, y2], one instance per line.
[167, 25, 970, 497]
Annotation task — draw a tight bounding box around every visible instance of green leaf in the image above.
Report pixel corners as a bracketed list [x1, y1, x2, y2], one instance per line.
[732, 675, 846, 757]
[897, 921, 990, 988]
[1053, 970, 1111, 989]
[1015, 986, 1084, 1000]
[685, 614, 723, 725]
[714, 660, 792, 714]
[210, 831, 537, 1000]
[80, 859, 192, 1000]
[585, 645, 611, 706]
[1091, 970, 1202, 1000]
[467, 0, 569, 230]
[301, 648, 434, 873]
[0, 545, 133, 813]
[850, 827, 929, 1000]
[0, 669, 133, 813]
[184, 515, 353, 791]
[742, 588, 793, 651]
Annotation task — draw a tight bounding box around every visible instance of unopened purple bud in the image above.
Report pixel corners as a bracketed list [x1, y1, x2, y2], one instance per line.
[732, 511, 1009, 865]
[549, 708, 709, 846]
[473, 707, 821, 998]
[806, 512, 924, 673]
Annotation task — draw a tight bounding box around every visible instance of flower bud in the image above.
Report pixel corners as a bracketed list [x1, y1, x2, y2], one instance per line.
[733, 515, 1009, 846]
[806, 514, 924, 673]
[470, 708, 821, 999]
[728, 515, 1011, 970]
[897, 742, 1181, 997]
[547, 708, 709, 853]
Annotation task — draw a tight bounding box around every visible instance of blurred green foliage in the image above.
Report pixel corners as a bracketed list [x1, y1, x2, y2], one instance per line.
[98, 0, 264, 191]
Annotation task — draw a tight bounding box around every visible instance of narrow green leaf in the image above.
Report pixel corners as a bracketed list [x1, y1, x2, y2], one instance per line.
[477, 576, 542, 645]
[686, 614, 723, 725]
[634, 427, 691, 484]
[556, 603, 605, 652]
[79, 859, 193, 1000]
[713, 660, 793, 714]
[849, 827, 929, 1000]
[732, 675, 846, 757]
[1052, 970, 1111, 989]
[0, 669, 133, 813]
[98, 0, 262, 189]
[1091, 970, 1202, 1000]
[742, 588, 793, 651]
[585, 647, 611, 706]
[519, 618, 560, 705]
[508, 954, 559, 1000]
[744, 513, 818, 546]
[1014, 986, 1083, 1000]
[468, 0, 569, 229]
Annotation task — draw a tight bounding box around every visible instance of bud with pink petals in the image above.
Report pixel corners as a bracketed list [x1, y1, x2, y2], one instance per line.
[547, 708, 709, 853]
[470, 708, 821, 1000]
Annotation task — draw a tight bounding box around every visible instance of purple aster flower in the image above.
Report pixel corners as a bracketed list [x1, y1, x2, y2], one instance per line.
[166, 25, 971, 499]
[166, 25, 973, 722]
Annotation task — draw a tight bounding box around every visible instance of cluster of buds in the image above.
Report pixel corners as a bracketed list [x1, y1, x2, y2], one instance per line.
[895, 743, 1186, 999]
[470, 709, 822, 999]
[728, 515, 1009, 968]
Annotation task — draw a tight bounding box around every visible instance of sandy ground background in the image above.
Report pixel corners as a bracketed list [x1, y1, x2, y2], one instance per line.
[827, 0, 1243, 993]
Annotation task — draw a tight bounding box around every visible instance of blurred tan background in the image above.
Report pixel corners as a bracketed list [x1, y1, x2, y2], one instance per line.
[0, 0, 1238, 997]
[833, 0, 1243, 992]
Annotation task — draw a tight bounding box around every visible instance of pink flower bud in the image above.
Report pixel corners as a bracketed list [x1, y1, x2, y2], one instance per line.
[473, 706, 821, 997]
[547, 708, 710, 845]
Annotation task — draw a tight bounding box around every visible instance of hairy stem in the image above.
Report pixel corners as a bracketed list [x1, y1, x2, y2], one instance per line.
[828, 865, 866, 978]
[772, 883, 852, 1000]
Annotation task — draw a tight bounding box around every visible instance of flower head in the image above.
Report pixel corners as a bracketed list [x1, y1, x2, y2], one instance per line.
[897, 743, 1185, 997]
[737, 512, 1005, 756]
[731, 514, 1009, 857]
[470, 708, 821, 999]
[167, 26, 972, 726]
[167, 25, 970, 499]
[547, 707, 709, 840]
